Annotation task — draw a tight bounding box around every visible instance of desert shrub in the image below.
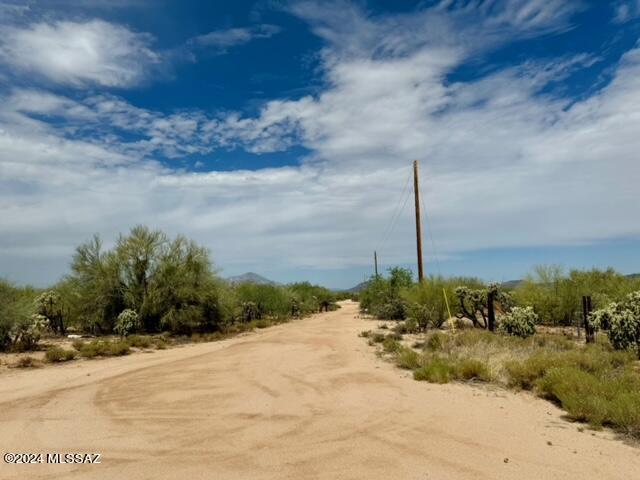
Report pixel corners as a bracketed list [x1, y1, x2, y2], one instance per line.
[0, 280, 40, 352]
[359, 330, 371, 338]
[114, 309, 140, 337]
[455, 358, 492, 381]
[377, 299, 407, 321]
[45, 346, 77, 363]
[402, 276, 473, 330]
[78, 339, 130, 358]
[424, 332, 448, 352]
[127, 335, 151, 348]
[109, 340, 131, 356]
[153, 338, 168, 349]
[255, 319, 270, 329]
[535, 366, 640, 434]
[514, 266, 640, 326]
[505, 352, 559, 389]
[287, 282, 337, 313]
[382, 336, 401, 353]
[160, 306, 205, 335]
[371, 333, 385, 343]
[15, 356, 38, 368]
[403, 317, 419, 334]
[499, 306, 537, 338]
[395, 347, 421, 370]
[414, 358, 456, 383]
[359, 268, 412, 320]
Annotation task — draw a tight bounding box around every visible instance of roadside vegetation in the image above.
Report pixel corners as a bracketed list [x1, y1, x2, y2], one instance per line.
[0, 226, 339, 361]
[360, 266, 640, 440]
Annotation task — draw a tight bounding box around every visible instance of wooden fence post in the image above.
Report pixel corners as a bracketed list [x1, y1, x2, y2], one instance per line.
[582, 295, 594, 343]
[487, 290, 495, 332]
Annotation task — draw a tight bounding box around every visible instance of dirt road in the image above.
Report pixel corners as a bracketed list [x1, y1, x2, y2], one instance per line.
[1, 301, 638, 479]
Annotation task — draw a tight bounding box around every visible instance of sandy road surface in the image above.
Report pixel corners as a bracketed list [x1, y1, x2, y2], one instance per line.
[1, 301, 638, 480]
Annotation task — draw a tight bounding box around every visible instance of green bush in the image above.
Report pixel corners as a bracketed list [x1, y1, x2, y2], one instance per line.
[505, 352, 562, 389]
[64, 227, 228, 335]
[395, 347, 421, 370]
[78, 339, 130, 358]
[371, 333, 385, 343]
[499, 306, 537, 338]
[455, 358, 492, 381]
[127, 335, 152, 348]
[382, 336, 401, 353]
[424, 332, 448, 352]
[535, 366, 640, 434]
[45, 346, 77, 363]
[414, 358, 456, 383]
[359, 268, 412, 320]
[514, 266, 640, 326]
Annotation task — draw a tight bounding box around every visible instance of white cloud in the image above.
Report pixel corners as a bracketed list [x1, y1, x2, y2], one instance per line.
[189, 24, 281, 53]
[0, 19, 159, 87]
[1, 1, 639, 286]
[613, 0, 640, 23]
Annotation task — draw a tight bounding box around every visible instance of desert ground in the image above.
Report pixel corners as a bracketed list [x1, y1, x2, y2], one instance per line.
[1, 300, 638, 480]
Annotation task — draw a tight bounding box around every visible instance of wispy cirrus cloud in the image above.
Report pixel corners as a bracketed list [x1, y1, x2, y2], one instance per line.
[188, 24, 281, 54]
[613, 0, 640, 23]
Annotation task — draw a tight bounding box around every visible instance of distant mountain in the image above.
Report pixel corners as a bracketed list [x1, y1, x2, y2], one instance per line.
[346, 281, 370, 293]
[226, 272, 277, 285]
[502, 273, 639, 289]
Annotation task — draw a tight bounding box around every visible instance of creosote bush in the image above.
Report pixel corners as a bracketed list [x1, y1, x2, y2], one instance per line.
[45, 346, 77, 363]
[74, 339, 130, 358]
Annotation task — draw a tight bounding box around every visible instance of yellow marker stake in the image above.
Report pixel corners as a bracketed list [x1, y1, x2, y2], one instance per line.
[443, 288, 455, 333]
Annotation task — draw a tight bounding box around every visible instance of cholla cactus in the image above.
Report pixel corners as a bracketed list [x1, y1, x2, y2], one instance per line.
[241, 301, 260, 322]
[35, 290, 65, 334]
[10, 314, 49, 351]
[30, 313, 50, 332]
[588, 303, 617, 331]
[114, 309, 140, 337]
[590, 291, 640, 357]
[498, 306, 537, 338]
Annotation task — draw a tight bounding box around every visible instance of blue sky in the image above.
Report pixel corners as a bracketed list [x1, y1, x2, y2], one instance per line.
[1, 0, 640, 289]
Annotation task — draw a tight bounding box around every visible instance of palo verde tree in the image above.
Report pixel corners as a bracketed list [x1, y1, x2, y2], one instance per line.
[65, 226, 225, 334]
[360, 267, 413, 320]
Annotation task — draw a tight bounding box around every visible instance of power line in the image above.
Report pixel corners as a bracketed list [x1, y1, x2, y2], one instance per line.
[375, 165, 413, 257]
[419, 168, 443, 278]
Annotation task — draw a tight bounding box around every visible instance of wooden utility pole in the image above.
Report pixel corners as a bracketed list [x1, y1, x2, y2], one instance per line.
[413, 160, 424, 282]
[374, 251, 379, 279]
